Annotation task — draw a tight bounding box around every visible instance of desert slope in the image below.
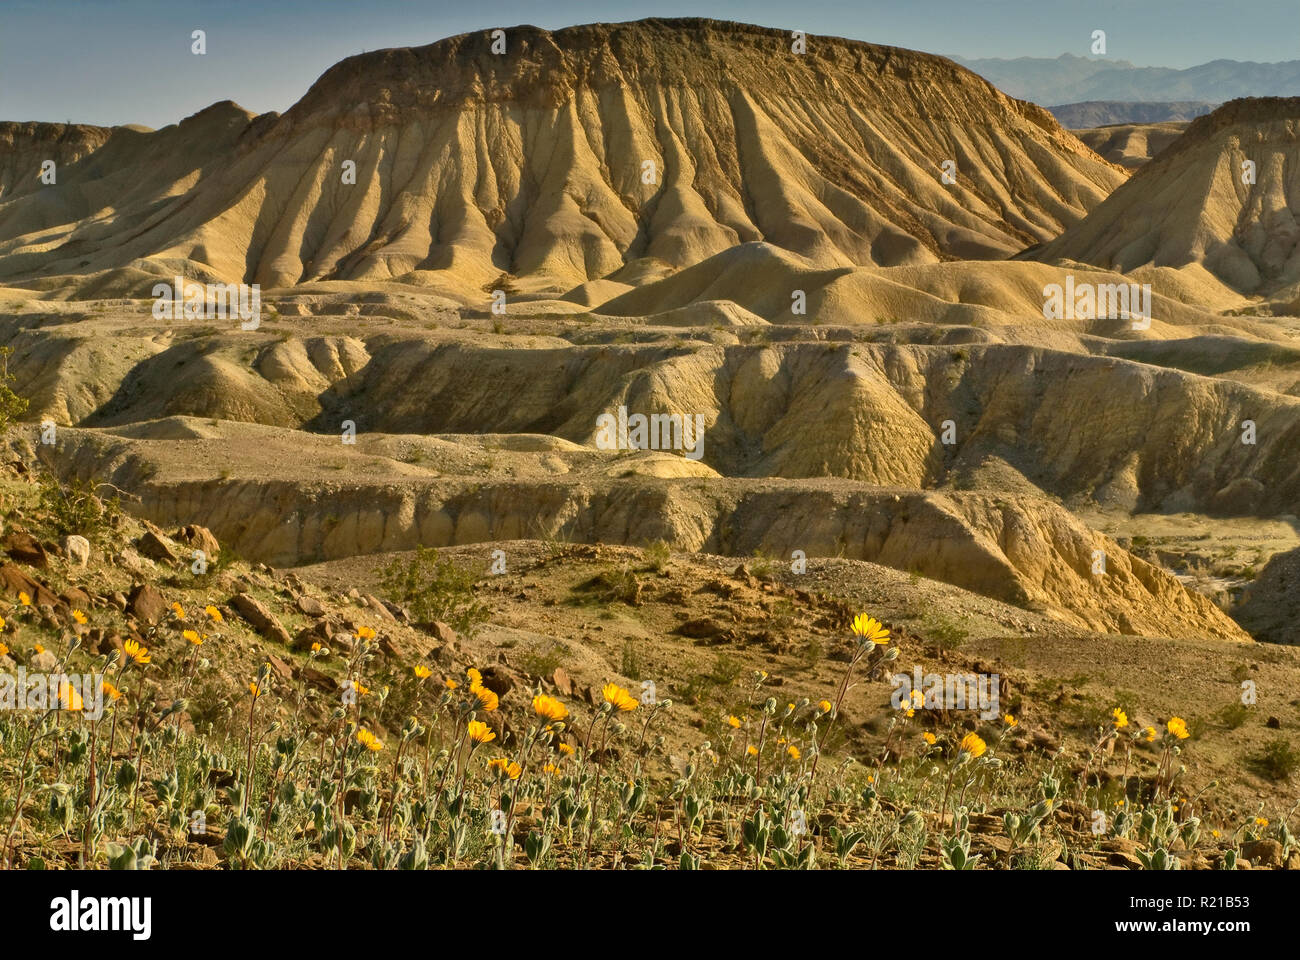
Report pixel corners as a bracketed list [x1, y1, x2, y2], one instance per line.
[1031, 97, 1300, 297]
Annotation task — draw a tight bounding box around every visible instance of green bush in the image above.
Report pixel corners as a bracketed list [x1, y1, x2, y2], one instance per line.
[1252, 737, 1299, 782]
[642, 539, 671, 573]
[0, 346, 29, 432]
[38, 474, 121, 545]
[376, 546, 488, 636]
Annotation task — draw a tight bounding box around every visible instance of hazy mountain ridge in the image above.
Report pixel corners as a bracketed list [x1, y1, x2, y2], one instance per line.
[955, 52, 1300, 107]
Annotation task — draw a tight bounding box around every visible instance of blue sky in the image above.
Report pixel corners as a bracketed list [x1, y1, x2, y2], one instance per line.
[4, 0, 1296, 128]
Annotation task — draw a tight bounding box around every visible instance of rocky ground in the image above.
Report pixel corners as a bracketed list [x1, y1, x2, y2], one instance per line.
[1, 450, 1296, 870]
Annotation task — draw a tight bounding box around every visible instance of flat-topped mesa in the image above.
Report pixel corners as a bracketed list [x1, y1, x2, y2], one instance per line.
[286, 18, 1088, 133]
[0, 18, 1123, 295]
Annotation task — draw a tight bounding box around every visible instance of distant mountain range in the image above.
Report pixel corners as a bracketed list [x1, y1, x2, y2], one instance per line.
[1048, 101, 1215, 128]
[952, 53, 1300, 107]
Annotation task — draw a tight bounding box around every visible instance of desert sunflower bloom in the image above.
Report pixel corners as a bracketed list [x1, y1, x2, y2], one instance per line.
[472, 684, 499, 712]
[533, 694, 567, 722]
[355, 626, 376, 641]
[787, 744, 801, 760]
[487, 757, 521, 780]
[183, 630, 204, 646]
[248, 681, 261, 698]
[958, 732, 987, 759]
[123, 639, 151, 665]
[557, 742, 575, 756]
[727, 714, 743, 728]
[444, 678, 458, 690]
[1143, 726, 1157, 742]
[356, 728, 384, 752]
[170, 602, 186, 619]
[1004, 715, 1017, 727]
[0, 641, 7, 657]
[467, 720, 496, 744]
[1112, 707, 1128, 729]
[413, 665, 432, 679]
[18, 591, 30, 606]
[746, 744, 759, 757]
[922, 732, 937, 745]
[602, 683, 638, 712]
[850, 613, 890, 645]
[1167, 717, 1190, 740]
[466, 667, 482, 685]
[204, 605, 223, 622]
[71, 609, 87, 625]
[102, 681, 122, 701]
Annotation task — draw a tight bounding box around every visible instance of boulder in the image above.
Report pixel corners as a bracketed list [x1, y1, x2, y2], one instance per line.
[229, 592, 293, 646]
[175, 524, 220, 558]
[137, 531, 178, 563]
[3, 530, 48, 569]
[127, 583, 168, 625]
[63, 535, 90, 568]
[0, 564, 59, 607]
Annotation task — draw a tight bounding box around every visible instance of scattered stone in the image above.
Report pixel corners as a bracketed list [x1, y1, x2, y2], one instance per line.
[63, 535, 90, 568]
[27, 648, 58, 672]
[264, 654, 293, 681]
[60, 586, 93, 610]
[292, 620, 330, 651]
[429, 621, 459, 646]
[3, 530, 48, 569]
[364, 594, 397, 622]
[296, 666, 335, 692]
[137, 531, 178, 563]
[296, 595, 325, 618]
[229, 592, 293, 646]
[551, 666, 573, 696]
[127, 583, 169, 625]
[676, 618, 725, 639]
[479, 665, 516, 697]
[1241, 838, 1283, 868]
[0, 564, 59, 607]
[174, 524, 220, 558]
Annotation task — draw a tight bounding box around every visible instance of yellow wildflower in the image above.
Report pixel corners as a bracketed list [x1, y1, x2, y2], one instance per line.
[850, 613, 890, 644]
[602, 683, 638, 712]
[533, 694, 567, 723]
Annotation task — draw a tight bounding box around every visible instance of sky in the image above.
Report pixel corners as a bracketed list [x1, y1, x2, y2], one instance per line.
[3, 0, 1296, 128]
